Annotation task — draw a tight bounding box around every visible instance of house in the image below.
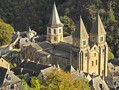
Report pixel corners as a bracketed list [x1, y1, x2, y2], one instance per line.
[0, 66, 21, 90]
[89, 76, 110, 90]
[104, 76, 119, 90]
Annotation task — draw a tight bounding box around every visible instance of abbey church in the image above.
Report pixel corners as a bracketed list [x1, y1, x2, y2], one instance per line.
[22, 3, 108, 76]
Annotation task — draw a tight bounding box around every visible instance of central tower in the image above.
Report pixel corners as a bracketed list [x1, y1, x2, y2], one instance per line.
[47, 3, 64, 43]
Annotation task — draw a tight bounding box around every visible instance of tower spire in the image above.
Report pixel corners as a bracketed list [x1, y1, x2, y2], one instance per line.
[48, 2, 63, 28]
[72, 16, 89, 39]
[90, 14, 106, 35]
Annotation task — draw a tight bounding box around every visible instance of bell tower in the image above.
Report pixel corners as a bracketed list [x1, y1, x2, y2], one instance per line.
[71, 16, 89, 72]
[47, 3, 64, 43]
[90, 14, 108, 76]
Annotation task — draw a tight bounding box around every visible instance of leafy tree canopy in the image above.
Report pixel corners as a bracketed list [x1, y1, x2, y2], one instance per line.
[0, 19, 14, 45]
[41, 69, 90, 90]
[60, 15, 75, 37]
[30, 76, 41, 90]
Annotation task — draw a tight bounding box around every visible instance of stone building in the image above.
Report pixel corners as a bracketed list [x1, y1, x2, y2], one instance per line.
[21, 3, 108, 76]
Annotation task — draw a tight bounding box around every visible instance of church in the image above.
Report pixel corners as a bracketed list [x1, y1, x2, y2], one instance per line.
[21, 3, 108, 76]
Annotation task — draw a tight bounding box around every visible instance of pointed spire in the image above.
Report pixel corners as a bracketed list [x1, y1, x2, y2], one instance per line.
[72, 16, 89, 39]
[90, 14, 106, 35]
[28, 26, 32, 32]
[48, 2, 63, 27]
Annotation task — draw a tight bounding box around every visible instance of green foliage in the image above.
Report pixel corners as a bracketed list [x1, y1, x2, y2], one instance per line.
[108, 49, 114, 60]
[30, 76, 41, 90]
[0, 20, 14, 45]
[0, 0, 118, 58]
[60, 15, 75, 36]
[22, 79, 29, 90]
[41, 69, 90, 90]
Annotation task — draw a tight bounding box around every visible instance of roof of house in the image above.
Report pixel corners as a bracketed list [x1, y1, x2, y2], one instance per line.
[109, 58, 119, 66]
[49, 49, 70, 59]
[14, 61, 51, 76]
[54, 42, 72, 52]
[0, 67, 21, 87]
[36, 50, 51, 57]
[104, 76, 119, 89]
[90, 76, 109, 90]
[64, 65, 76, 73]
[38, 41, 53, 50]
[0, 67, 7, 87]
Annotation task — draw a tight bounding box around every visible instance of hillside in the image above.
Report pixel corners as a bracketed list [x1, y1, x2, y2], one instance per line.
[0, 0, 119, 57]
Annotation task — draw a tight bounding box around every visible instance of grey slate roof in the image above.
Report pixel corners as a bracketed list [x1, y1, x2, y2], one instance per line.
[64, 65, 76, 73]
[13, 61, 51, 76]
[54, 42, 72, 52]
[105, 76, 119, 89]
[90, 76, 109, 90]
[38, 41, 53, 50]
[49, 49, 70, 59]
[48, 3, 63, 28]
[0, 67, 21, 88]
[36, 50, 51, 57]
[0, 67, 7, 87]
[109, 58, 119, 66]
[90, 14, 106, 35]
[72, 16, 89, 39]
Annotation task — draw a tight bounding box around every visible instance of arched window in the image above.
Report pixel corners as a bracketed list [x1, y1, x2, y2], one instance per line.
[49, 28, 51, 33]
[59, 29, 61, 33]
[96, 60, 97, 65]
[92, 61, 94, 66]
[54, 29, 56, 34]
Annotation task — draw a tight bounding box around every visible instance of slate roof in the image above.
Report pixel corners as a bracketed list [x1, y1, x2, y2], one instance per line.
[72, 16, 89, 39]
[3, 71, 21, 86]
[89, 76, 109, 90]
[54, 42, 72, 52]
[34, 36, 46, 43]
[0, 67, 21, 87]
[64, 65, 76, 73]
[14, 61, 51, 76]
[38, 41, 53, 50]
[48, 3, 63, 28]
[30, 43, 42, 50]
[90, 14, 106, 35]
[109, 58, 119, 66]
[36, 50, 51, 57]
[105, 76, 119, 89]
[49, 49, 70, 59]
[0, 67, 7, 87]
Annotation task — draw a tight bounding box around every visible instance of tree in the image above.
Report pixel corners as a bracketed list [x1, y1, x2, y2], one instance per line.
[108, 48, 114, 60]
[22, 79, 29, 90]
[0, 19, 14, 45]
[41, 69, 90, 90]
[30, 76, 41, 90]
[60, 15, 75, 37]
